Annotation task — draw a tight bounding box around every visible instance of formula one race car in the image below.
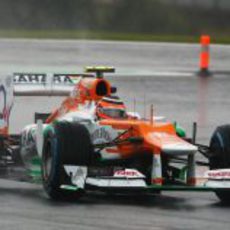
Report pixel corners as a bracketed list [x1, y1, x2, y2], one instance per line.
[1, 66, 230, 202]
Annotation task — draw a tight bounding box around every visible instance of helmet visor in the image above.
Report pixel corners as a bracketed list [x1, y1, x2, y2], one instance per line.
[100, 108, 127, 119]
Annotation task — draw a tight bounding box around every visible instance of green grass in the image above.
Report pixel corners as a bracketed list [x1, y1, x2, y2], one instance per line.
[0, 29, 229, 44]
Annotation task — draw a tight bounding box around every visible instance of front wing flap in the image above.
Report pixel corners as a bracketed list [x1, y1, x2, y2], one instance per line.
[61, 166, 230, 193]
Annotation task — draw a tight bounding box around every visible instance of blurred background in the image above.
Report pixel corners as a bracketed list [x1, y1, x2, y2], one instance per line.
[0, 0, 229, 43]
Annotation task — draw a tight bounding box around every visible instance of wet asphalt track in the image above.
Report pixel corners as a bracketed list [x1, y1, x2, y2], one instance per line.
[1, 39, 230, 230]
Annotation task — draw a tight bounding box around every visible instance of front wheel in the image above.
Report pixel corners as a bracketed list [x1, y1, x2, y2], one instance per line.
[41, 122, 93, 200]
[209, 125, 230, 203]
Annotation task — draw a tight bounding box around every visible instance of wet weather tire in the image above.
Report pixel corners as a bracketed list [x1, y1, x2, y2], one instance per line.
[41, 121, 93, 200]
[209, 125, 230, 203]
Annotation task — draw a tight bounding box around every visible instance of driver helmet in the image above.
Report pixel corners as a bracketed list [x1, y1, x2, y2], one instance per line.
[96, 96, 127, 119]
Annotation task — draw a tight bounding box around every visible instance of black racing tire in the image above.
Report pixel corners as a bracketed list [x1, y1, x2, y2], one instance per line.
[41, 121, 93, 200]
[209, 125, 230, 203]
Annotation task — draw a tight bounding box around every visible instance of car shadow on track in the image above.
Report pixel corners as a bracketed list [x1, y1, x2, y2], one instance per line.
[76, 192, 207, 211]
[47, 191, 225, 211]
[83, 192, 189, 208]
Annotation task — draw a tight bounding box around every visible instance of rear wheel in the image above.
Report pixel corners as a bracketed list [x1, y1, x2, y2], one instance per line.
[209, 125, 230, 203]
[41, 121, 93, 200]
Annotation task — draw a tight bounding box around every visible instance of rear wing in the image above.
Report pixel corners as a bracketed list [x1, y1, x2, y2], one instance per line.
[13, 73, 93, 96]
[14, 67, 116, 96]
[1, 73, 91, 135]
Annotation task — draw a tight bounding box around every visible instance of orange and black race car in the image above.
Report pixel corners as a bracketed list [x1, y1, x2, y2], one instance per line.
[1, 66, 230, 202]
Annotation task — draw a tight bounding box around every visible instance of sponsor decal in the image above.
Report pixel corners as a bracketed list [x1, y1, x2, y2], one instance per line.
[13, 73, 78, 85]
[91, 127, 112, 143]
[53, 74, 74, 84]
[14, 73, 46, 84]
[206, 169, 230, 179]
[114, 169, 144, 178]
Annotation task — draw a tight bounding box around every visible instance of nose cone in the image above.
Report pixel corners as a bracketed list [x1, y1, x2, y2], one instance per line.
[162, 142, 198, 155]
[148, 132, 197, 156]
